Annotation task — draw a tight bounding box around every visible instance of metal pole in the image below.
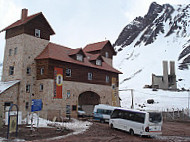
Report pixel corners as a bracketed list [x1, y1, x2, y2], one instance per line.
[188, 90, 190, 117]
[131, 89, 134, 109]
[119, 89, 134, 109]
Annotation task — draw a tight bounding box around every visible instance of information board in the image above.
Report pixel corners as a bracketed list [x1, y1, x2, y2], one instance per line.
[31, 99, 42, 112]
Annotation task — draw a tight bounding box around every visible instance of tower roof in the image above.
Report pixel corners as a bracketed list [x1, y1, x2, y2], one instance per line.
[1, 9, 55, 35]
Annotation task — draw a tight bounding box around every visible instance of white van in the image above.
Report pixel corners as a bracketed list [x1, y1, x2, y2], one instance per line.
[93, 104, 117, 123]
[109, 108, 163, 136]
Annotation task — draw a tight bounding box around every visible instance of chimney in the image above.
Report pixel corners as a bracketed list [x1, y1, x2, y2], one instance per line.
[163, 61, 169, 89]
[170, 61, 175, 75]
[21, 8, 28, 20]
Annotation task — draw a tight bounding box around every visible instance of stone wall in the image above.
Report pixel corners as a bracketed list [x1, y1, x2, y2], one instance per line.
[35, 79, 120, 119]
[0, 83, 19, 119]
[1, 34, 49, 118]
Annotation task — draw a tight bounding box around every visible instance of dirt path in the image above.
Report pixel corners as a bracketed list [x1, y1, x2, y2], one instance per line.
[2, 120, 190, 142]
[55, 121, 190, 142]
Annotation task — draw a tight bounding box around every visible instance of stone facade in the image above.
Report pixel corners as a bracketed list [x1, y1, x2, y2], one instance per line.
[34, 79, 119, 119]
[1, 34, 49, 118]
[0, 83, 20, 118]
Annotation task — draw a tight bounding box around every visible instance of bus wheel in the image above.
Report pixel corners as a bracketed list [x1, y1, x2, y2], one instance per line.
[129, 129, 134, 136]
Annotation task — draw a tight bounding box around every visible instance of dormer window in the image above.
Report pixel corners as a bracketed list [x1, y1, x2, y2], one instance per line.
[35, 29, 40, 38]
[76, 54, 83, 62]
[96, 59, 102, 66]
[105, 52, 109, 58]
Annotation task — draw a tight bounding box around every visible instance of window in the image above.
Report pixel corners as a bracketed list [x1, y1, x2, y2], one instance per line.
[9, 66, 14, 75]
[26, 67, 31, 75]
[14, 47, 18, 55]
[106, 75, 110, 83]
[76, 54, 83, 62]
[25, 102, 29, 110]
[9, 49, 12, 56]
[26, 84, 30, 93]
[67, 90, 71, 98]
[4, 102, 13, 110]
[72, 105, 77, 111]
[97, 109, 113, 115]
[149, 112, 162, 123]
[88, 72, 93, 80]
[40, 68, 44, 75]
[111, 109, 145, 124]
[66, 105, 71, 115]
[96, 59, 102, 66]
[40, 84, 43, 91]
[35, 29, 40, 37]
[66, 68, 71, 77]
[105, 52, 109, 58]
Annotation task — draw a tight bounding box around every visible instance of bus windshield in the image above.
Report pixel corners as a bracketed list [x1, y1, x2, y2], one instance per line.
[149, 112, 162, 123]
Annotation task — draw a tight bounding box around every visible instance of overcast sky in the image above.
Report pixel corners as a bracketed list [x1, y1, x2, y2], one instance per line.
[0, 0, 189, 62]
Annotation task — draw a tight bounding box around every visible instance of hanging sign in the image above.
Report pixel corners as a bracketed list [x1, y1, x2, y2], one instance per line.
[112, 77, 117, 106]
[54, 67, 63, 99]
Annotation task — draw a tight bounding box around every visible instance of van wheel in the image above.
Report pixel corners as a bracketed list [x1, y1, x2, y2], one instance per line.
[129, 129, 134, 136]
[110, 124, 114, 129]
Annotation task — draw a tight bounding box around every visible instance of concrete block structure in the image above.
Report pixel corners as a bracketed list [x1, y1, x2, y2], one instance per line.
[152, 61, 177, 90]
[0, 9, 121, 120]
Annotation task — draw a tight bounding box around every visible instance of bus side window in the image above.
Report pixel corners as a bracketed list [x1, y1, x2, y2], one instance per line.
[128, 112, 135, 121]
[111, 110, 120, 118]
[97, 109, 103, 114]
[122, 111, 129, 120]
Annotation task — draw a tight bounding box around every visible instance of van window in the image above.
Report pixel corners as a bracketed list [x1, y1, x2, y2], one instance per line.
[97, 109, 113, 115]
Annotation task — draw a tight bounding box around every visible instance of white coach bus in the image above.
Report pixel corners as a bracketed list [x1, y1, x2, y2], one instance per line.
[109, 108, 162, 136]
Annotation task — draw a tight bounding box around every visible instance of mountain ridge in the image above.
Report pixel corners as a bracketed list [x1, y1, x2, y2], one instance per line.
[113, 2, 190, 91]
[114, 2, 190, 70]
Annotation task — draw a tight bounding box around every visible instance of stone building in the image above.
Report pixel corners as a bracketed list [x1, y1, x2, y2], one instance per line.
[0, 9, 121, 120]
[152, 61, 177, 90]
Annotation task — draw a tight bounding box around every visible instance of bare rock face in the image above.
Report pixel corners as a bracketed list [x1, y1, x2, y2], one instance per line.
[114, 2, 190, 70]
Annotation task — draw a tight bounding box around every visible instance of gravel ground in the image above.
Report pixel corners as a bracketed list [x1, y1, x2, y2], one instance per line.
[58, 121, 190, 142]
[1, 120, 190, 142]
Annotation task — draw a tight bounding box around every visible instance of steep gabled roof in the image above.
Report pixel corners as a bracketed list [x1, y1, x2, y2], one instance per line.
[86, 53, 102, 61]
[68, 48, 86, 57]
[1, 12, 55, 35]
[35, 42, 122, 74]
[35, 42, 70, 60]
[83, 40, 109, 52]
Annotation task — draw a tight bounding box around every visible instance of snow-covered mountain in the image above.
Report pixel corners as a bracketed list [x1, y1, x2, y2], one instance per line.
[113, 2, 190, 111]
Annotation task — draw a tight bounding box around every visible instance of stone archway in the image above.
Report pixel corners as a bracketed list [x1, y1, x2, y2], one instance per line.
[78, 91, 100, 115]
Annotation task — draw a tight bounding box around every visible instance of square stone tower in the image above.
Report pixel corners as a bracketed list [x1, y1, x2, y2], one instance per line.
[1, 9, 55, 117]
